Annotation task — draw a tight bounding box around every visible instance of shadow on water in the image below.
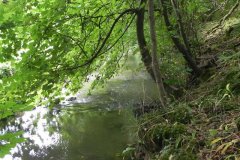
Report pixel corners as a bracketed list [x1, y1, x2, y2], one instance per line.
[0, 71, 159, 160]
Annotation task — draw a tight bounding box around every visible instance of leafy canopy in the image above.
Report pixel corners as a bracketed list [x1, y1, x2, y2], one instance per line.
[0, 0, 137, 116]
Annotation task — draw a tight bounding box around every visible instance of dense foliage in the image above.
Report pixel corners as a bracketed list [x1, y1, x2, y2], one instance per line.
[0, 0, 139, 116]
[0, 0, 240, 159]
[0, 0, 223, 115]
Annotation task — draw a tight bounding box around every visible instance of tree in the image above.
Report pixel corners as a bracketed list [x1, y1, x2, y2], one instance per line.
[160, 0, 202, 76]
[0, 0, 209, 116]
[0, 0, 139, 117]
[1, 1, 239, 158]
[148, 0, 167, 107]
[136, 0, 156, 81]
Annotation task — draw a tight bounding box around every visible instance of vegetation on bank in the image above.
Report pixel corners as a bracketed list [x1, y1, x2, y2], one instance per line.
[124, 9, 240, 160]
[125, 50, 240, 159]
[0, 0, 240, 159]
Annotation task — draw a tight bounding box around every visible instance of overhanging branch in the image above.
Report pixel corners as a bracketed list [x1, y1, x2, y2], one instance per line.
[64, 8, 138, 71]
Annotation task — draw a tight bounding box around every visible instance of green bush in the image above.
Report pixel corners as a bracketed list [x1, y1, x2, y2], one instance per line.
[140, 122, 187, 151]
[166, 105, 192, 124]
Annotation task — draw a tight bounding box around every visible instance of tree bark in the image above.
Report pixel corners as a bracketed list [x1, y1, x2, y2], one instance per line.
[136, 0, 156, 81]
[148, 0, 167, 107]
[171, 0, 191, 56]
[160, 0, 202, 76]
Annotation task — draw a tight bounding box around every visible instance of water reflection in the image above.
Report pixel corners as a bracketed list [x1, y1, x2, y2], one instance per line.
[1, 71, 158, 160]
[2, 106, 136, 160]
[59, 109, 135, 160]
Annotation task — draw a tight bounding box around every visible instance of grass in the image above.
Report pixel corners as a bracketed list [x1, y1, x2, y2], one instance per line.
[124, 16, 240, 160]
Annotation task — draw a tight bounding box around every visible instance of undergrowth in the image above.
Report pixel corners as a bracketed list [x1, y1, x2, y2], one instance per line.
[123, 19, 240, 160]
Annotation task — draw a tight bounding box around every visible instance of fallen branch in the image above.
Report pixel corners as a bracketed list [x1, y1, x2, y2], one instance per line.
[209, 0, 240, 33]
[206, 0, 229, 21]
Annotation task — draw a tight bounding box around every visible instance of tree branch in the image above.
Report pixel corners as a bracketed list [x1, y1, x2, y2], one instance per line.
[136, 0, 156, 81]
[210, 0, 239, 33]
[160, 0, 201, 76]
[171, 0, 192, 56]
[63, 8, 138, 71]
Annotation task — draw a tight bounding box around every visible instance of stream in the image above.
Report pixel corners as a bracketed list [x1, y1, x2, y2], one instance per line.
[0, 71, 159, 160]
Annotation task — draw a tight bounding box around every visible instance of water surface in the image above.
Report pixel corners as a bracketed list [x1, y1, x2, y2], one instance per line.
[1, 71, 159, 160]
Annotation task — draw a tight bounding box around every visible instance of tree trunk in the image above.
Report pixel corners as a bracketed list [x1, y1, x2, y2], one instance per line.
[171, 0, 192, 56]
[136, 0, 156, 81]
[148, 0, 167, 107]
[160, 0, 202, 76]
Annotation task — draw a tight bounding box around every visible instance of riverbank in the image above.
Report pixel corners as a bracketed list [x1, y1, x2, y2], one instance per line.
[124, 18, 240, 160]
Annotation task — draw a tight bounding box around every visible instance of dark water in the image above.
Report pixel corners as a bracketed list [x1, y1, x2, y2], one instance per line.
[0, 71, 159, 160]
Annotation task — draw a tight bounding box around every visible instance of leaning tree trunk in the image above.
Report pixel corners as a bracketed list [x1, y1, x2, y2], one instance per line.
[136, 0, 156, 81]
[171, 0, 191, 56]
[160, 0, 202, 76]
[148, 0, 167, 107]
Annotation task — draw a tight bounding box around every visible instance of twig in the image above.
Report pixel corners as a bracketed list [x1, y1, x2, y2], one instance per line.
[61, 8, 137, 71]
[206, 0, 229, 21]
[209, 0, 240, 33]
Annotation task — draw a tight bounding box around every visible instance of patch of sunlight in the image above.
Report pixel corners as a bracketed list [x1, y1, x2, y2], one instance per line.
[223, 17, 240, 30]
[2, 107, 61, 160]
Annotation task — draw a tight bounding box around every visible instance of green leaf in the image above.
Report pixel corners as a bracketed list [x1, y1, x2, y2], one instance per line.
[0, 131, 26, 158]
[209, 129, 218, 137]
